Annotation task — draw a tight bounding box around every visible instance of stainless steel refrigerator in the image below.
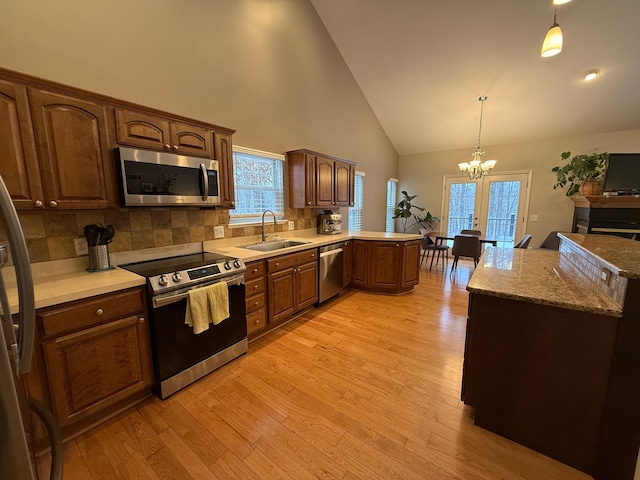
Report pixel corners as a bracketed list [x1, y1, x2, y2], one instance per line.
[0, 174, 63, 480]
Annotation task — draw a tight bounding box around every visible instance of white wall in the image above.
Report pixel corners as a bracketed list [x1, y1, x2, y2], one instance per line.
[399, 129, 640, 246]
[0, 0, 397, 231]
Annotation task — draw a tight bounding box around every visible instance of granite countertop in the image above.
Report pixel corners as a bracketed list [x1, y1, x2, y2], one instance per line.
[558, 233, 640, 279]
[3, 230, 421, 313]
[467, 247, 622, 317]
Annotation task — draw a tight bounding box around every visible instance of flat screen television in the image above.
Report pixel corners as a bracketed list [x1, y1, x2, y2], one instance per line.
[602, 153, 640, 194]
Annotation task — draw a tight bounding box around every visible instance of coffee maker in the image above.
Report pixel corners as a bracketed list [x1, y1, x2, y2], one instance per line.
[317, 210, 342, 234]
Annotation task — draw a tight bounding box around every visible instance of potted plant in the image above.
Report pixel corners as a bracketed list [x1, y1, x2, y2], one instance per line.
[393, 190, 439, 232]
[551, 151, 609, 197]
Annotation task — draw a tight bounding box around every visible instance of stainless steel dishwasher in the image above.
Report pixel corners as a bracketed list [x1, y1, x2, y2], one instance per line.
[318, 242, 344, 303]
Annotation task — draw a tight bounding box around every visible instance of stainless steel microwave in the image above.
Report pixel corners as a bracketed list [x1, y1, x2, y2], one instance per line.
[116, 147, 220, 206]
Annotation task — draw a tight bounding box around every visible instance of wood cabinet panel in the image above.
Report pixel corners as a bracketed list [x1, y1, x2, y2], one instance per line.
[401, 240, 421, 287]
[268, 268, 296, 324]
[171, 121, 209, 157]
[352, 240, 368, 287]
[315, 157, 335, 206]
[245, 260, 267, 338]
[246, 309, 266, 336]
[369, 241, 402, 288]
[43, 314, 152, 427]
[215, 132, 235, 208]
[343, 240, 353, 287]
[334, 160, 352, 206]
[296, 261, 318, 311]
[29, 88, 115, 209]
[0, 79, 42, 209]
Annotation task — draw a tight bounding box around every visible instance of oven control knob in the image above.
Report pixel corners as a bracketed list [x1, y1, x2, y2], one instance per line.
[224, 260, 232, 270]
[158, 274, 169, 287]
[233, 259, 241, 268]
[172, 272, 182, 283]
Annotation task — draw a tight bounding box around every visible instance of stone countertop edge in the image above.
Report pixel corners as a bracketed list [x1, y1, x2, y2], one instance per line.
[558, 232, 640, 279]
[466, 247, 622, 318]
[4, 231, 421, 313]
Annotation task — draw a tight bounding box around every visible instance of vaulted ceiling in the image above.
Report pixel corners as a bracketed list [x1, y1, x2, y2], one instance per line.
[310, 0, 640, 156]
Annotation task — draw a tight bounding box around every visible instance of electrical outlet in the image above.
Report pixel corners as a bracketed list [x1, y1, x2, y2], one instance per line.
[288, 220, 295, 231]
[529, 214, 539, 222]
[74, 237, 88, 256]
[213, 225, 225, 239]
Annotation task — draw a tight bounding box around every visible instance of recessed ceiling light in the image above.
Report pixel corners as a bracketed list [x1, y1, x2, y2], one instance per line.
[583, 69, 601, 81]
[553, 0, 572, 4]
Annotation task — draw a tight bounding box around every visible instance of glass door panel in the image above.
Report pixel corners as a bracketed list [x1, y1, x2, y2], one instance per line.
[443, 173, 530, 247]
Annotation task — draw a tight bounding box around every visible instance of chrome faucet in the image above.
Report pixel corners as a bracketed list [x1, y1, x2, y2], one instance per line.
[261, 210, 279, 242]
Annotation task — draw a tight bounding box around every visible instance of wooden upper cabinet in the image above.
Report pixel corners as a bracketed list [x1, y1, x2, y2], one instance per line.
[0, 79, 43, 209]
[214, 132, 235, 208]
[287, 149, 356, 208]
[116, 109, 211, 158]
[334, 160, 352, 206]
[315, 156, 335, 206]
[28, 88, 116, 209]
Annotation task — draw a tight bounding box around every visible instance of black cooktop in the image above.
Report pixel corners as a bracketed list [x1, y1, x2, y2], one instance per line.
[119, 252, 235, 278]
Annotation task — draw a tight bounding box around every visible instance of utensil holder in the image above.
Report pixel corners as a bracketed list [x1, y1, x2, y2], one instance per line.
[88, 245, 111, 271]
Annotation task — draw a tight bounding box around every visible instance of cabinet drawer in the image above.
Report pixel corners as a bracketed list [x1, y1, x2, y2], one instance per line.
[39, 288, 144, 337]
[267, 249, 318, 273]
[246, 309, 266, 336]
[245, 260, 265, 280]
[245, 277, 265, 297]
[246, 292, 266, 313]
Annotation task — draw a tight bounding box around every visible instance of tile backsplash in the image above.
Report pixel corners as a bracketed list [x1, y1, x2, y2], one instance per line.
[1, 207, 317, 263]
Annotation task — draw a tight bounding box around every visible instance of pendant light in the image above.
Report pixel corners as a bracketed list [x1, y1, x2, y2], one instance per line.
[541, 6, 563, 57]
[458, 96, 497, 180]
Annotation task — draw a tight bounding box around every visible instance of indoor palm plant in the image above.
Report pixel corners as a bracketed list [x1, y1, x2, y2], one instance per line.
[392, 190, 438, 232]
[551, 151, 608, 197]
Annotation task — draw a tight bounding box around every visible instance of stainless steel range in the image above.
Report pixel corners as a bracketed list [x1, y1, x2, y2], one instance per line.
[120, 252, 247, 399]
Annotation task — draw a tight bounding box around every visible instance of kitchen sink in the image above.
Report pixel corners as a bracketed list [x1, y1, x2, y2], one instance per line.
[240, 239, 310, 252]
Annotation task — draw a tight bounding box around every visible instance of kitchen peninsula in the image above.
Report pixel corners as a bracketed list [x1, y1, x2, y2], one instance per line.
[462, 233, 640, 480]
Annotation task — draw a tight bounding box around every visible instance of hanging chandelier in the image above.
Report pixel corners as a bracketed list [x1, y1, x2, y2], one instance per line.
[458, 96, 497, 180]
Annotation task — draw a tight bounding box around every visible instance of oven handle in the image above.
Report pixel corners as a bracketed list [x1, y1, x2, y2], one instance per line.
[152, 274, 244, 309]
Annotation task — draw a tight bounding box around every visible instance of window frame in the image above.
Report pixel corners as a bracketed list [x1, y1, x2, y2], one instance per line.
[229, 146, 285, 227]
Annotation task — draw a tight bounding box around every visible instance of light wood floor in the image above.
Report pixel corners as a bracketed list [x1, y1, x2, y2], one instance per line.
[38, 260, 593, 479]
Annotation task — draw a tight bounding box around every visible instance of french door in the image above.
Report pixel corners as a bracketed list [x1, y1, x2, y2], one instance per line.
[441, 172, 531, 247]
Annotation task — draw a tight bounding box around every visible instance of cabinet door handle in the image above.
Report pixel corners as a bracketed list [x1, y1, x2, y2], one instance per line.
[275, 262, 280, 266]
[254, 301, 259, 306]
[164, 144, 171, 151]
[252, 268, 258, 273]
[96, 308, 104, 316]
[254, 319, 260, 325]
[34, 200, 43, 208]
[139, 317, 145, 323]
[253, 284, 259, 290]
[49, 200, 58, 208]
[172, 145, 179, 152]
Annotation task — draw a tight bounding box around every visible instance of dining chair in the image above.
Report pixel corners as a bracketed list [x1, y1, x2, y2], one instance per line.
[418, 228, 449, 269]
[461, 229, 482, 236]
[451, 235, 481, 271]
[513, 234, 532, 249]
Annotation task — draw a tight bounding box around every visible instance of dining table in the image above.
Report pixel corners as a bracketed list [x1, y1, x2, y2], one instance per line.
[423, 231, 499, 270]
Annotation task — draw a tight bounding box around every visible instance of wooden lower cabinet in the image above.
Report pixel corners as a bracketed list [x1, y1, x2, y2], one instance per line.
[351, 239, 420, 293]
[245, 260, 267, 338]
[267, 248, 318, 325]
[463, 292, 618, 476]
[33, 287, 153, 441]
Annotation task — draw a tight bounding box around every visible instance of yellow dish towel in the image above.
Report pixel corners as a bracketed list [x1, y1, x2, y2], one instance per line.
[207, 281, 230, 326]
[185, 282, 229, 334]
